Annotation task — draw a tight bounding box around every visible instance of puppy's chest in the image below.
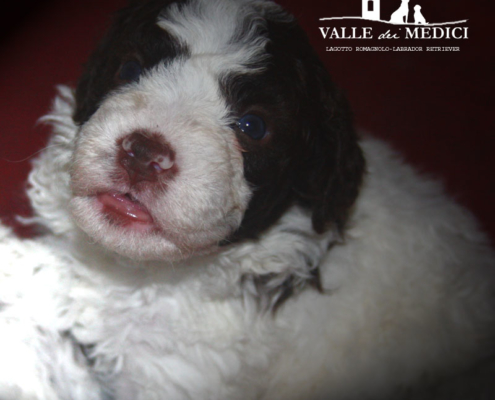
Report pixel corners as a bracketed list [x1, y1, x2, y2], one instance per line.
[69, 273, 250, 361]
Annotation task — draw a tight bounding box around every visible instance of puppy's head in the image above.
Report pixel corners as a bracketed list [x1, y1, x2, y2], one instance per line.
[69, 0, 364, 261]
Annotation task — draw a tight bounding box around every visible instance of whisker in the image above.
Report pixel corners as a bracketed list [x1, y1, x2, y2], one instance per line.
[2, 143, 66, 163]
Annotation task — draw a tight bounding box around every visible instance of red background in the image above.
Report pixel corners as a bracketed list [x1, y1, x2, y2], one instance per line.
[0, 0, 493, 241]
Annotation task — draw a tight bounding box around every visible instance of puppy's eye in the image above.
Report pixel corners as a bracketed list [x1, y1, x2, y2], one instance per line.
[236, 114, 267, 140]
[118, 60, 142, 82]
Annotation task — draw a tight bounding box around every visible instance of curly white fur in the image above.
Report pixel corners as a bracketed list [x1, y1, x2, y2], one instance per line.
[0, 0, 494, 398]
[0, 84, 493, 399]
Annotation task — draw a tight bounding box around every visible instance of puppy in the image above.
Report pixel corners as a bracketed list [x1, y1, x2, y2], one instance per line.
[1, 0, 494, 399]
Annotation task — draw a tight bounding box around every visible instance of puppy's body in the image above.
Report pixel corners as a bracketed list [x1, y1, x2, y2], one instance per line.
[1, 0, 494, 399]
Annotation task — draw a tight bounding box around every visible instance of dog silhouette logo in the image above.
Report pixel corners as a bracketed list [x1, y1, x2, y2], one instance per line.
[390, 0, 410, 24]
[389, 0, 427, 24]
[413, 5, 427, 24]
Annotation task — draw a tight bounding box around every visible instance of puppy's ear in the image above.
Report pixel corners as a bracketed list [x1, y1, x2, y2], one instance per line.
[296, 61, 364, 234]
[274, 22, 365, 234]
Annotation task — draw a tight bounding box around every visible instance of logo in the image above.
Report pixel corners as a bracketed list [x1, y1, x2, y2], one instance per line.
[322, 0, 467, 26]
[319, 0, 469, 52]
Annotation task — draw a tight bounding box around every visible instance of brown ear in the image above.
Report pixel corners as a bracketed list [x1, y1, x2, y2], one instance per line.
[284, 26, 365, 234]
[73, 0, 184, 125]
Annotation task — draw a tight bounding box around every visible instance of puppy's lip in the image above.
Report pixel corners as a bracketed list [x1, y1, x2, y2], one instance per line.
[97, 191, 153, 225]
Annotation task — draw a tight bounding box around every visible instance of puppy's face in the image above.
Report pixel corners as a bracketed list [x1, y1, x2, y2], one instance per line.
[69, 0, 364, 261]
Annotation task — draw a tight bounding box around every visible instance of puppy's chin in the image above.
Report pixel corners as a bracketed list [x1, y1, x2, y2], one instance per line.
[69, 195, 224, 261]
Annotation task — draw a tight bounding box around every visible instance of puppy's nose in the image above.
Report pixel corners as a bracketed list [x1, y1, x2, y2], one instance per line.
[119, 131, 175, 185]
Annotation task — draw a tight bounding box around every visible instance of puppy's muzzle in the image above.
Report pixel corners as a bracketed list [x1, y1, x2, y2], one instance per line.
[119, 131, 176, 185]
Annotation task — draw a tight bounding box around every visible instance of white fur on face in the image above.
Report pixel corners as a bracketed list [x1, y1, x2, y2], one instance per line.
[157, 0, 278, 74]
[31, 0, 292, 262]
[71, 5, 268, 260]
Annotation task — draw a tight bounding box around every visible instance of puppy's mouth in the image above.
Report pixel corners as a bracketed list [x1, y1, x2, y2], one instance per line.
[97, 192, 154, 229]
